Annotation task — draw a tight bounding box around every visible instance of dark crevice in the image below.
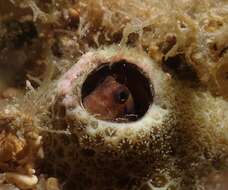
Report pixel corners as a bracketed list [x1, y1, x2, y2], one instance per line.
[162, 54, 199, 81]
[1, 20, 38, 49]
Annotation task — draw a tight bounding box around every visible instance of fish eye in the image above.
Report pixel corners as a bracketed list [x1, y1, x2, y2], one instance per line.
[115, 88, 130, 104]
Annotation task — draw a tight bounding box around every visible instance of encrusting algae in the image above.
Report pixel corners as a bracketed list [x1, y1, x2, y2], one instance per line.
[0, 0, 228, 190]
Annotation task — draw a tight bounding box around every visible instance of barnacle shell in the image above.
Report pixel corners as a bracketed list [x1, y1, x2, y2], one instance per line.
[57, 46, 174, 152]
[40, 46, 177, 189]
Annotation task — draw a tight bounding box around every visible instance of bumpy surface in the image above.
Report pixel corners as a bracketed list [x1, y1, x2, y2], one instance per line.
[0, 0, 228, 190]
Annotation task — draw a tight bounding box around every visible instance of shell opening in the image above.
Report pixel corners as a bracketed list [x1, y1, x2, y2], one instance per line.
[81, 60, 154, 122]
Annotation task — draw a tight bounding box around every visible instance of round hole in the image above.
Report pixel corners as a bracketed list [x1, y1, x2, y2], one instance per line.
[81, 60, 154, 122]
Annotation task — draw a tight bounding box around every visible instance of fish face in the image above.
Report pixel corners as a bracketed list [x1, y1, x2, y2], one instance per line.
[83, 76, 135, 121]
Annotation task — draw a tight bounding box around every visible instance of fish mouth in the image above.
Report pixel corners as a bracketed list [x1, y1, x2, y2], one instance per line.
[81, 59, 154, 122]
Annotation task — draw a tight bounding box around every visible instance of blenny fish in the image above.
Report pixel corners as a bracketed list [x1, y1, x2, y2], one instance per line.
[83, 76, 135, 121]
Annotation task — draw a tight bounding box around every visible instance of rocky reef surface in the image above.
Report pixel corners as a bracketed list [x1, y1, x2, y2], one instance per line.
[0, 0, 228, 190]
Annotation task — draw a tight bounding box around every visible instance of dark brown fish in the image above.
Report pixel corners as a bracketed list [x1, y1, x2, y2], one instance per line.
[83, 76, 135, 121]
